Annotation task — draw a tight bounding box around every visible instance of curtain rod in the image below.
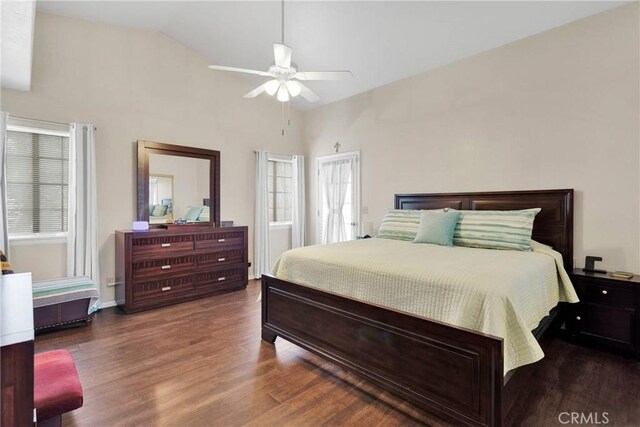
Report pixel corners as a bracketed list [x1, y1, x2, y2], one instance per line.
[254, 150, 300, 157]
[10, 115, 69, 126]
[11, 116, 97, 131]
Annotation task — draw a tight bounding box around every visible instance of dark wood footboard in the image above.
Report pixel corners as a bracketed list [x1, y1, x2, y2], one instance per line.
[262, 275, 504, 426]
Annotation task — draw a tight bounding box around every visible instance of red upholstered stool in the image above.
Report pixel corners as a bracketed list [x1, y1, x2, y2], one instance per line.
[34, 350, 84, 427]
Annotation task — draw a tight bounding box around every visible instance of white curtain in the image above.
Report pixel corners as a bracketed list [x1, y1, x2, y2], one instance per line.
[291, 155, 305, 248]
[67, 124, 99, 293]
[321, 158, 353, 244]
[0, 112, 8, 256]
[254, 150, 270, 277]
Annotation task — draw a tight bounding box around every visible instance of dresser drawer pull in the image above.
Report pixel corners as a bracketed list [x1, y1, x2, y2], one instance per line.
[161, 286, 171, 292]
[161, 243, 171, 248]
[218, 277, 226, 281]
[218, 258, 226, 262]
[576, 316, 581, 321]
[601, 290, 608, 295]
[161, 265, 171, 270]
[218, 238, 226, 242]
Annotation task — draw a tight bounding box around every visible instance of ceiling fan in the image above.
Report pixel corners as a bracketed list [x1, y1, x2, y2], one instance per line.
[208, 1, 352, 103]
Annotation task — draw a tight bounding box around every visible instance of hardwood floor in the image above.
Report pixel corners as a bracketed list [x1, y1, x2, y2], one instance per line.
[35, 280, 640, 426]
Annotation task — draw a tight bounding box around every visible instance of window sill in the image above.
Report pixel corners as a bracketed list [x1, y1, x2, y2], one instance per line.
[269, 222, 292, 230]
[9, 233, 68, 246]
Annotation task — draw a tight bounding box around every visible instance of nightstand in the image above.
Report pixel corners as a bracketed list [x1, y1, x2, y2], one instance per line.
[568, 269, 639, 355]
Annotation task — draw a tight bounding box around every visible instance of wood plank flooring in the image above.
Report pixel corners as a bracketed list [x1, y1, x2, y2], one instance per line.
[35, 280, 640, 426]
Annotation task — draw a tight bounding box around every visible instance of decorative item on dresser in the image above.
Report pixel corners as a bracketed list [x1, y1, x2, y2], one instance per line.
[116, 226, 248, 313]
[567, 269, 639, 356]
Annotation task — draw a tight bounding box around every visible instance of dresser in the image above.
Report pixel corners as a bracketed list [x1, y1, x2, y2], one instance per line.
[568, 269, 639, 355]
[115, 226, 248, 313]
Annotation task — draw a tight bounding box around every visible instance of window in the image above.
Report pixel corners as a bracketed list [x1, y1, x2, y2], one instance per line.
[6, 120, 70, 238]
[267, 157, 292, 223]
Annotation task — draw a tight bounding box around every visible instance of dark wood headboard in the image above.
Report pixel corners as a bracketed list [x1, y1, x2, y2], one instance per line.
[395, 189, 574, 270]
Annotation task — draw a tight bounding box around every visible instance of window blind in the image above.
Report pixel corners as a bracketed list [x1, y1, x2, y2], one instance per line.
[267, 159, 292, 222]
[6, 130, 69, 234]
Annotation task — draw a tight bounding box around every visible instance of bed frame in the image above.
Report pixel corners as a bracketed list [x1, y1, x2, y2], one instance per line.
[261, 189, 573, 426]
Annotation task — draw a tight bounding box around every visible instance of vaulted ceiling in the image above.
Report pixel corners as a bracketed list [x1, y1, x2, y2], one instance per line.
[19, 1, 629, 109]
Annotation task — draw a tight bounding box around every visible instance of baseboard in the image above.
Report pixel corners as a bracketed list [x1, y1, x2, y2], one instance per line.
[101, 300, 117, 309]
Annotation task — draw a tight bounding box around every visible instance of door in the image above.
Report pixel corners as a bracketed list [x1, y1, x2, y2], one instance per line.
[317, 151, 360, 244]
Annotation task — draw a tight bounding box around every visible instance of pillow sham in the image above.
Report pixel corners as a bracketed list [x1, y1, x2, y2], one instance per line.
[151, 204, 167, 217]
[413, 210, 461, 246]
[377, 209, 422, 241]
[453, 208, 541, 251]
[185, 206, 203, 221]
[198, 205, 211, 221]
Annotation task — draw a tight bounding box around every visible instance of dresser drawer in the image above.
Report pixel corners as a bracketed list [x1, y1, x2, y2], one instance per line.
[195, 231, 244, 250]
[574, 277, 635, 308]
[132, 235, 194, 259]
[132, 276, 195, 304]
[196, 248, 244, 270]
[194, 267, 245, 291]
[132, 255, 195, 280]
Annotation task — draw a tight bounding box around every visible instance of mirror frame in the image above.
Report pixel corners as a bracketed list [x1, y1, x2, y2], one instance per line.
[137, 140, 220, 227]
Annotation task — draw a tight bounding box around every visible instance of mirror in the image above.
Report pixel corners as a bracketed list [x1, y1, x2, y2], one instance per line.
[137, 140, 220, 227]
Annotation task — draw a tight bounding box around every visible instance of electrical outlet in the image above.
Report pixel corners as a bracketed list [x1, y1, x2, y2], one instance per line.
[362, 206, 369, 215]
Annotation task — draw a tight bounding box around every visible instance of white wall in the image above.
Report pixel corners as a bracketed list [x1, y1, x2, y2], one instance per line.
[303, 4, 640, 272]
[269, 226, 291, 272]
[1, 12, 303, 303]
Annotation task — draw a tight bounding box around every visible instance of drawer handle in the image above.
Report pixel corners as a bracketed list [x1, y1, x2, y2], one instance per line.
[218, 238, 226, 242]
[161, 286, 171, 292]
[161, 265, 171, 270]
[601, 290, 608, 295]
[576, 316, 581, 321]
[161, 243, 171, 248]
[218, 258, 226, 262]
[218, 277, 226, 281]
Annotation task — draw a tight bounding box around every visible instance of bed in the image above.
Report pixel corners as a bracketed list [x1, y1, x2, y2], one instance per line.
[33, 276, 100, 332]
[261, 189, 574, 426]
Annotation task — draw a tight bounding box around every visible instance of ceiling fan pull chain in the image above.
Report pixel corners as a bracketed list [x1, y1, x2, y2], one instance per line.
[281, 100, 285, 136]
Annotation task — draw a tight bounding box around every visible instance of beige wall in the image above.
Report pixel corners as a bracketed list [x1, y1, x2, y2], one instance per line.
[269, 226, 292, 272]
[9, 243, 66, 281]
[303, 4, 640, 272]
[1, 12, 303, 304]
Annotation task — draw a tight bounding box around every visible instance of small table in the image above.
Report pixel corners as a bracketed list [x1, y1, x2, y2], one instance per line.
[568, 269, 639, 355]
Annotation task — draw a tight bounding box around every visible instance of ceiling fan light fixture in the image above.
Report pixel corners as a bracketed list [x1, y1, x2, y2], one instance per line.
[277, 85, 289, 102]
[285, 80, 302, 97]
[264, 79, 280, 96]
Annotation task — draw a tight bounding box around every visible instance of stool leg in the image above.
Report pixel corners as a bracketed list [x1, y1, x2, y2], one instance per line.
[37, 415, 61, 427]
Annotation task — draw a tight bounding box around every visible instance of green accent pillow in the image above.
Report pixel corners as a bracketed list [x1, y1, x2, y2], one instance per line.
[185, 206, 203, 221]
[413, 210, 461, 246]
[453, 208, 541, 251]
[151, 204, 167, 217]
[377, 209, 421, 241]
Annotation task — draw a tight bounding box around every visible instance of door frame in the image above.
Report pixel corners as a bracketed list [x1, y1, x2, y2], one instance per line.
[316, 151, 361, 244]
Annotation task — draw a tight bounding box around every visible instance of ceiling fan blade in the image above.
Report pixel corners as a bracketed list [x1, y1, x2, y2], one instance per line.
[294, 71, 353, 81]
[208, 65, 272, 77]
[273, 44, 292, 69]
[243, 83, 269, 98]
[297, 82, 321, 103]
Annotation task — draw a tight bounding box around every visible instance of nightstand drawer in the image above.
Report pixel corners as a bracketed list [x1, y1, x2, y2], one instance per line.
[576, 303, 635, 349]
[573, 278, 634, 308]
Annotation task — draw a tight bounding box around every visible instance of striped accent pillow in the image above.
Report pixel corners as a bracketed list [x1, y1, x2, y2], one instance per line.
[453, 208, 541, 251]
[377, 209, 422, 241]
